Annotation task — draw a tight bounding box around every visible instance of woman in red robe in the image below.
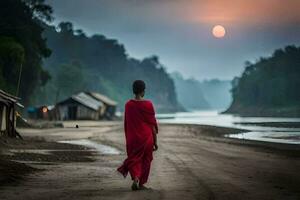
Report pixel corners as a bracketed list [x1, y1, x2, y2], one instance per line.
[117, 80, 158, 191]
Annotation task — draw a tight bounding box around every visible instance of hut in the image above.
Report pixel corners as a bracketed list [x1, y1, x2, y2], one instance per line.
[85, 92, 117, 119]
[56, 92, 103, 120]
[0, 89, 23, 137]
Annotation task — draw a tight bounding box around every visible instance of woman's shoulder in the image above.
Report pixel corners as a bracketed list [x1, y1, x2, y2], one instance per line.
[127, 98, 152, 102]
[125, 99, 134, 106]
[126, 99, 153, 106]
[141, 99, 154, 108]
[141, 99, 153, 105]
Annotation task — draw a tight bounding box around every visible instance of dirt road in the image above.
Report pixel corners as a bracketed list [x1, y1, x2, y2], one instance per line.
[1, 121, 300, 200]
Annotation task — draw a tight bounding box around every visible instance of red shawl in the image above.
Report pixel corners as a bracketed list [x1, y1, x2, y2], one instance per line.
[117, 99, 158, 178]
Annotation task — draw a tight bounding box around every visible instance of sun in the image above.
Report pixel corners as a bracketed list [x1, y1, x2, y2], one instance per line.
[212, 25, 226, 38]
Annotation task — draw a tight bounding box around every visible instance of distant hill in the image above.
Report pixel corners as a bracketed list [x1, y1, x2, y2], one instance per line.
[171, 72, 232, 111]
[200, 79, 232, 111]
[171, 72, 210, 110]
[225, 45, 300, 117]
[33, 22, 183, 113]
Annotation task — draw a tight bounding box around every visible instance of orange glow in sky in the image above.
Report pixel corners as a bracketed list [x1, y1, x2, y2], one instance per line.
[182, 0, 300, 26]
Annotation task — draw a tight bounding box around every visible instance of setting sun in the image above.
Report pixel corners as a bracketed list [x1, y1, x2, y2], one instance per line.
[212, 25, 226, 38]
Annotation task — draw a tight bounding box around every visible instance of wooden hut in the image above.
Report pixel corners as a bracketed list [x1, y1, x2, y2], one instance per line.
[56, 92, 103, 120]
[0, 89, 23, 137]
[85, 92, 117, 119]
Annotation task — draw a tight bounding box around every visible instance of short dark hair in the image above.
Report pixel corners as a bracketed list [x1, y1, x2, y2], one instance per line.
[132, 80, 145, 95]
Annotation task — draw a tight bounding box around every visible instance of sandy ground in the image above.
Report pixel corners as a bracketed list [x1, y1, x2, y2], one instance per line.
[0, 121, 300, 200]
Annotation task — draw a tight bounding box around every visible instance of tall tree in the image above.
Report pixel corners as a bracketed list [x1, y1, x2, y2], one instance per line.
[0, 0, 52, 104]
[0, 37, 24, 92]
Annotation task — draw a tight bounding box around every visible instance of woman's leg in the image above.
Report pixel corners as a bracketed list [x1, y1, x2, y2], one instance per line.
[139, 145, 153, 185]
[129, 161, 142, 181]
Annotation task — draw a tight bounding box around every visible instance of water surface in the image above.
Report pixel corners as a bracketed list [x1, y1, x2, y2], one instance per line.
[157, 111, 300, 144]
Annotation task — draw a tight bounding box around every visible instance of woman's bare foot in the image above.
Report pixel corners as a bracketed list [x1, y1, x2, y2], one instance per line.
[139, 185, 151, 190]
[131, 178, 139, 191]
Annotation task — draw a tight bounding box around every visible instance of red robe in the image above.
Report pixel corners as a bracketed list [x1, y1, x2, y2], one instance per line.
[117, 99, 158, 185]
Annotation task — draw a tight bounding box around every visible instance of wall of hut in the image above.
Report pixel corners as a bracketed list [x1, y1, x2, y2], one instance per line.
[0, 100, 16, 137]
[56, 103, 99, 120]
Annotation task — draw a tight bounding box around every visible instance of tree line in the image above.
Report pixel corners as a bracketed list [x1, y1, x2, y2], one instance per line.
[0, 0, 182, 112]
[226, 45, 300, 116]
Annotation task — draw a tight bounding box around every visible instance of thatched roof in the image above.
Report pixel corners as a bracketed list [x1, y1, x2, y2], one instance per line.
[0, 89, 23, 107]
[86, 92, 117, 106]
[57, 92, 104, 111]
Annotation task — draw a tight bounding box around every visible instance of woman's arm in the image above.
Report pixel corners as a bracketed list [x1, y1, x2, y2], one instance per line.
[152, 126, 158, 151]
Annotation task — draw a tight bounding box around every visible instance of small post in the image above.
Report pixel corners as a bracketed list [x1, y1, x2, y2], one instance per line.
[16, 63, 23, 97]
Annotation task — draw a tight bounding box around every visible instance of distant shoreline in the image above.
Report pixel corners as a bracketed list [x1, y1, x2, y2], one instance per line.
[234, 121, 300, 128]
[223, 106, 300, 117]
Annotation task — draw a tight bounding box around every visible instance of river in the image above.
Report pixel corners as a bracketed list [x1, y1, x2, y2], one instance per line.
[156, 110, 300, 144]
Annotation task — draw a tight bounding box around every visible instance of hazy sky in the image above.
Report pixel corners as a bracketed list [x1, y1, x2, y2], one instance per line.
[47, 0, 300, 80]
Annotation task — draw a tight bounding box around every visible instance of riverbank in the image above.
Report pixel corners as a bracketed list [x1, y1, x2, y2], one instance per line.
[0, 121, 299, 199]
[224, 105, 300, 117]
[234, 121, 300, 128]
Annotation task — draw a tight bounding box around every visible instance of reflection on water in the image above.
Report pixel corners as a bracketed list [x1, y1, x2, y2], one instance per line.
[59, 139, 121, 155]
[225, 131, 300, 144]
[157, 111, 300, 144]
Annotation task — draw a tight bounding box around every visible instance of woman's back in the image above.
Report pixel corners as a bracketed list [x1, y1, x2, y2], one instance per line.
[124, 99, 154, 148]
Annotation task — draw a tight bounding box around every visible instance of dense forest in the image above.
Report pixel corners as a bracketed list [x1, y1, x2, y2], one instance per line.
[171, 72, 232, 111]
[226, 45, 300, 117]
[0, 0, 52, 105]
[38, 23, 182, 112]
[0, 0, 182, 113]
